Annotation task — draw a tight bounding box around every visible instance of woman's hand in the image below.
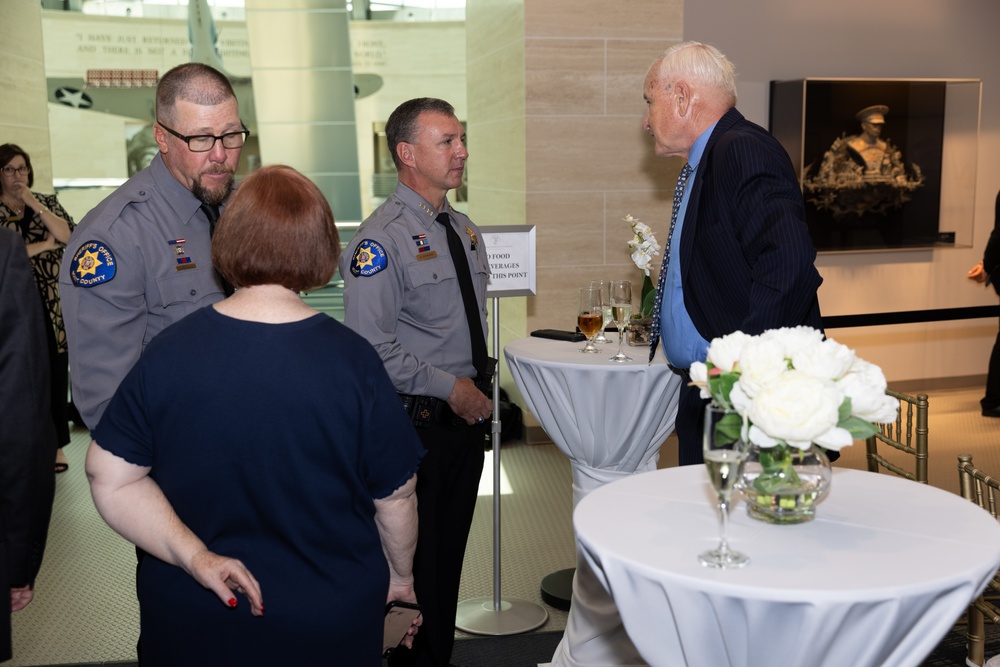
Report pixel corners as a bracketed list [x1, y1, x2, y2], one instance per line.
[86, 441, 265, 618]
[968, 261, 987, 283]
[10, 182, 41, 212]
[187, 549, 264, 617]
[10, 183, 72, 244]
[10, 585, 34, 612]
[26, 233, 59, 258]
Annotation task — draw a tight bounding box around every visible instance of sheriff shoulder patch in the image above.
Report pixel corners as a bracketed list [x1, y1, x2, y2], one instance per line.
[351, 239, 388, 277]
[70, 241, 117, 287]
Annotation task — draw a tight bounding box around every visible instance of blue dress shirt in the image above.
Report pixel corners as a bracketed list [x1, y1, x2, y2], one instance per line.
[659, 122, 717, 369]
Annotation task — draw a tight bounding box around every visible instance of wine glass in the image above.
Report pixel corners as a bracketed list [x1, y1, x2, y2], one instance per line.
[608, 280, 633, 363]
[590, 280, 612, 344]
[699, 403, 751, 569]
[577, 286, 603, 353]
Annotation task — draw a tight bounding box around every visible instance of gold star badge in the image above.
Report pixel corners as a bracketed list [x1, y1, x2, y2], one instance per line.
[75, 249, 103, 278]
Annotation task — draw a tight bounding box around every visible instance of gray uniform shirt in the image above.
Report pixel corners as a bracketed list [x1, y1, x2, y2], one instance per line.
[60, 153, 225, 430]
[340, 182, 490, 401]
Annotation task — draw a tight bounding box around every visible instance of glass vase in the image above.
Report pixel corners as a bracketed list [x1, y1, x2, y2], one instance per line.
[739, 442, 832, 524]
[625, 316, 652, 346]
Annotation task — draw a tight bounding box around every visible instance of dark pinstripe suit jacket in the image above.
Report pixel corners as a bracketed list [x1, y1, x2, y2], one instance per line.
[679, 107, 824, 340]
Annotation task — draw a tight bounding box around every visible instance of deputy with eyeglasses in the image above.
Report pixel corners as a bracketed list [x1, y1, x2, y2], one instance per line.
[60, 63, 249, 432]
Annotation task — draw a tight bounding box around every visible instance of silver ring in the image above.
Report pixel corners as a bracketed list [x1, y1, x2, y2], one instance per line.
[477, 417, 485, 423]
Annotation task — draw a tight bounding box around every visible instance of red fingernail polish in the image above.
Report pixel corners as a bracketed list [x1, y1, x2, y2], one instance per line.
[228, 598, 237, 607]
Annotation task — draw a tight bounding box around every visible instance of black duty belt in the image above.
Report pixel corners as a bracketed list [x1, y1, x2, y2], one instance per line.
[399, 393, 466, 430]
[399, 367, 495, 431]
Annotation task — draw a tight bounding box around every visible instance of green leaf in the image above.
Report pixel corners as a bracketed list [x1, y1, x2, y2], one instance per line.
[840, 416, 878, 440]
[838, 397, 853, 422]
[708, 371, 739, 406]
[640, 274, 655, 318]
[712, 412, 742, 446]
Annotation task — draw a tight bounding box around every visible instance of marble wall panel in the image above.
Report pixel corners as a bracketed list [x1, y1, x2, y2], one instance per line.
[467, 186, 526, 229]
[466, 0, 524, 60]
[1, 4, 52, 190]
[525, 116, 676, 192]
[525, 0, 682, 40]
[467, 40, 525, 122]
[529, 265, 608, 331]
[527, 191, 605, 267]
[525, 38, 605, 116]
[470, 116, 525, 194]
[606, 38, 681, 116]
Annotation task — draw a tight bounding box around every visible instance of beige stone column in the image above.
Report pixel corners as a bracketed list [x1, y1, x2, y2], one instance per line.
[244, 0, 362, 221]
[0, 3, 55, 190]
[466, 0, 683, 416]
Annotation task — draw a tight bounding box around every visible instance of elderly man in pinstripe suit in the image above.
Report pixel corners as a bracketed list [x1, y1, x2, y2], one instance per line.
[643, 41, 824, 466]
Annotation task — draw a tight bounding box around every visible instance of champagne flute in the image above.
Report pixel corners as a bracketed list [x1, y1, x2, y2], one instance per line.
[577, 286, 603, 353]
[699, 404, 750, 569]
[590, 280, 612, 344]
[608, 280, 633, 363]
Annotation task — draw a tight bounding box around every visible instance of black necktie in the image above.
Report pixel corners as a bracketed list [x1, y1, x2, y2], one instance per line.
[436, 212, 488, 377]
[201, 203, 234, 296]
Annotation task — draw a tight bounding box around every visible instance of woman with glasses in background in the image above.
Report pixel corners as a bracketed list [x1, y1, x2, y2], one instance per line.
[0, 143, 75, 473]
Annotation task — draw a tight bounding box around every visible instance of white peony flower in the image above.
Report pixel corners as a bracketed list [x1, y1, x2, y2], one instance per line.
[791, 338, 856, 382]
[836, 359, 899, 423]
[762, 326, 825, 359]
[706, 331, 752, 372]
[734, 337, 788, 397]
[699, 326, 892, 452]
[688, 362, 713, 399]
[746, 370, 843, 449]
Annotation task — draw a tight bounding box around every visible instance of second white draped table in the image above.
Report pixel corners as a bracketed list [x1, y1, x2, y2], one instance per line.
[504, 334, 682, 667]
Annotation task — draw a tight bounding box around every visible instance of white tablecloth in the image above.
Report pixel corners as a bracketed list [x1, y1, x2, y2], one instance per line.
[504, 335, 682, 667]
[575, 466, 1000, 667]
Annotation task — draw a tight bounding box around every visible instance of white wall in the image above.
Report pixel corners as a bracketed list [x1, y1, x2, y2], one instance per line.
[686, 0, 1000, 383]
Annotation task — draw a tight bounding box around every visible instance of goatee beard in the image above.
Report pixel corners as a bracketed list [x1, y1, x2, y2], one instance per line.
[193, 171, 235, 207]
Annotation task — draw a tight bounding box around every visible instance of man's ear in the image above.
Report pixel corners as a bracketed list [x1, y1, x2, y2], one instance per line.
[396, 141, 418, 169]
[674, 81, 692, 117]
[153, 124, 169, 155]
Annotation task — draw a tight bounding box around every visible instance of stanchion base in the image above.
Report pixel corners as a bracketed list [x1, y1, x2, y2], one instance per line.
[540, 567, 574, 611]
[455, 597, 548, 636]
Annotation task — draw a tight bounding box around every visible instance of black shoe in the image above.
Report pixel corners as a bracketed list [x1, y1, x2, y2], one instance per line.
[983, 406, 1000, 418]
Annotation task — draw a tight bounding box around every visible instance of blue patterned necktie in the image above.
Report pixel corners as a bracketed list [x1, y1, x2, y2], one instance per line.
[649, 163, 694, 363]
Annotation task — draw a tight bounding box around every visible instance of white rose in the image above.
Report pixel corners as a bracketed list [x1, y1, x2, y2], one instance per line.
[791, 338, 856, 381]
[747, 370, 843, 449]
[762, 326, 824, 358]
[706, 331, 752, 372]
[688, 362, 712, 400]
[734, 337, 788, 397]
[837, 359, 898, 423]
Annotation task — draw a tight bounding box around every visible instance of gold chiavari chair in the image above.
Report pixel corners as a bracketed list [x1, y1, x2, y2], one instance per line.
[958, 454, 1000, 667]
[864, 389, 928, 483]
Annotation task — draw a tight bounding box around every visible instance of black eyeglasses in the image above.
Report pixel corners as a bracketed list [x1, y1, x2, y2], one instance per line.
[2, 166, 30, 176]
[157, 120, 250, 152]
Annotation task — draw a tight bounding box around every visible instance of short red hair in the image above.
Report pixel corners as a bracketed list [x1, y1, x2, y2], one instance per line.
[212, 165, 339, 293]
